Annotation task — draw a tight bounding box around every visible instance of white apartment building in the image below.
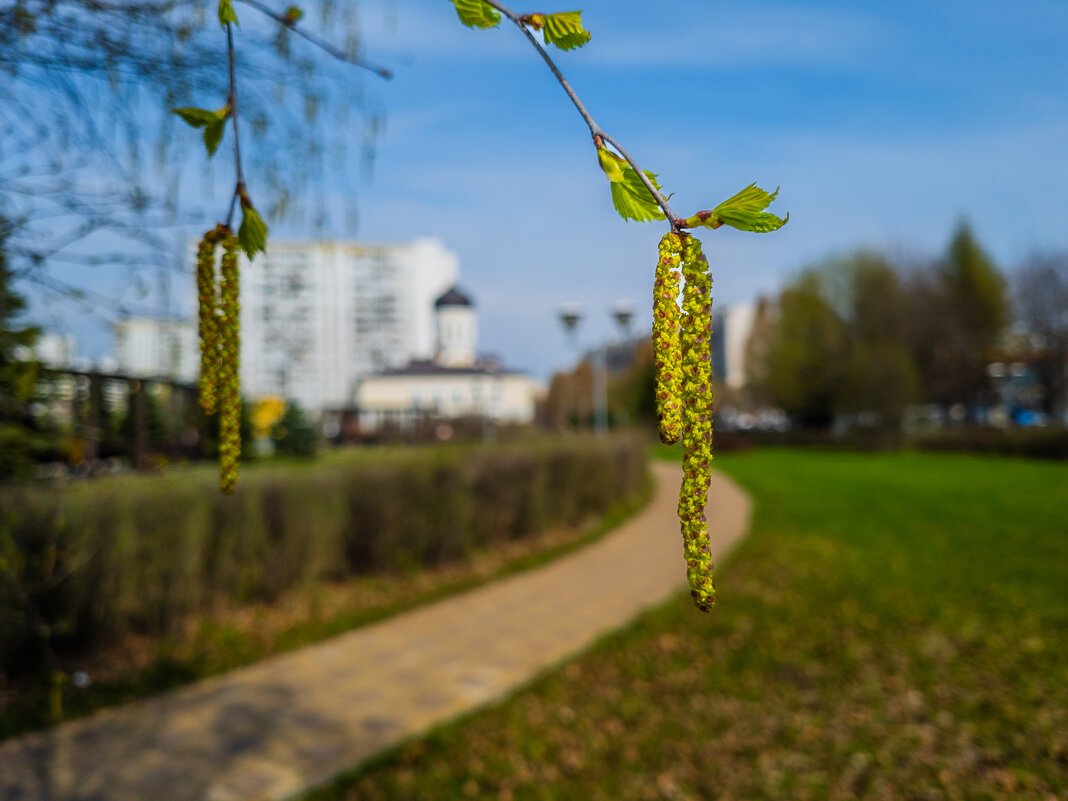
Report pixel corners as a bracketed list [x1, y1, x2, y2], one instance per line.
[33, 333, 78, 369]
[239, 237, 459, 411]
[114, 317, 198, 382]
[710, 303, 756, 390]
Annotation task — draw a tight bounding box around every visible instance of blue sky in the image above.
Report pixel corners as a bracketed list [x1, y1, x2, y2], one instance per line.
[30, 0, 1068, 380]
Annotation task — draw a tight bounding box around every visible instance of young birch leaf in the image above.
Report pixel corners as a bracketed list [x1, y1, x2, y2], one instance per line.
[174, 106, 229, 155]
[203, 118, 227, 157]
[686, 183, 788, 232]
[172, 107, 217, 128]
[542, 11, 590, 50]
[612, 171, 667, 222]
[452, 0, 500, 29]
[597, 146, 665, 222]
[218, 0, 239, 27]
[239, 206, 268, 259]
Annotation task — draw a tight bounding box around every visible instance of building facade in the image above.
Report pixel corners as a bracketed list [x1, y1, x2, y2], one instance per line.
[710, 303, 756, 390]
[239, 237, 458, 411]
[356, 364, 537, 430]
[33, 333, 78, 369]
[114, 317, 198, 382]
[357, 286, 538, 430]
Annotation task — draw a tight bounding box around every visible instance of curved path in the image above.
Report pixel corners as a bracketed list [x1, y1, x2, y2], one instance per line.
[0, 462, 751, 801]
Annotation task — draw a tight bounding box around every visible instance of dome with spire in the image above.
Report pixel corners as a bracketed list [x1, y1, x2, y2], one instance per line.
[434, 286, 474, 309]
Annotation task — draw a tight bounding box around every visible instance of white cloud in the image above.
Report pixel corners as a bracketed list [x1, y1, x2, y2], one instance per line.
[583, 6, 889, 71]
[358, 1, 889, 72]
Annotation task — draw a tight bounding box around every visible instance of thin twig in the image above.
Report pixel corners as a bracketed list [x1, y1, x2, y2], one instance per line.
[226, 185, 240, 229]
[237, 0, 393, 80]
[226, 22, 243, 229]
[489, 1, 598, 136]
[478, 0, 685, 230]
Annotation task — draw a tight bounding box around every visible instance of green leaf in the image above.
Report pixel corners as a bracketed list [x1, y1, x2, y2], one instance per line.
[203, 118, 226, 157]
[172, 107, 218, 128]
[597, 146, 665, 223]
[239, 206, 268, 259]
[218, 0, 239, 27]
[686, 183, 788, 233]
[542, 11, 590, 50]
[283, 5, 303, 23]
[173, 106, 229, 155]
[452, 0, 499, 28]
[610, 171, 667, 223]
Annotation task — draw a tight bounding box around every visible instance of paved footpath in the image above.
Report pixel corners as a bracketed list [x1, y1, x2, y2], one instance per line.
[0, 462, 750, 801]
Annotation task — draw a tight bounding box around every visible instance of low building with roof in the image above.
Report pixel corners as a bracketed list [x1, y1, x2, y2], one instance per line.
[356, 285, 538, 432]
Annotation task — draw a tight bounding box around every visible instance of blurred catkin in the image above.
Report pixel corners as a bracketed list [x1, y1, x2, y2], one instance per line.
[195, 225, 226, 416]
[653, 232, 683, 444]
[217, 232, 241, 494]
[677, 234, 715, 612]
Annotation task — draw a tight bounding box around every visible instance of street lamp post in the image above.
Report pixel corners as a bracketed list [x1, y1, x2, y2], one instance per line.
[612, 300, 634, 340]
[558, 303, 582, 345]
[558, 303, 587, 430]
[558, 301, 635, 435]
[601, 300, 636, 432]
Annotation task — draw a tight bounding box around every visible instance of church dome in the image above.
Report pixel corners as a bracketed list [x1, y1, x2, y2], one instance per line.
[434, 286, 474, 308]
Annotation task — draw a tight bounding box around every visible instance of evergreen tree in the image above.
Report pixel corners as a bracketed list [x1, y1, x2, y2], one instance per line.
[0, 231, 42, 480]
[921, 222, 1009, 413]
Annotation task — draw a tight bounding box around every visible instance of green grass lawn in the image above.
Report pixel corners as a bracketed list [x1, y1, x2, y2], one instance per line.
[312, 449, 1068, 800]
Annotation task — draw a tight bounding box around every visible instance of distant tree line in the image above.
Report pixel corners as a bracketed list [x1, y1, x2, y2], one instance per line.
[745, 222, 1068, 432]
[543, 221, 1067, 438]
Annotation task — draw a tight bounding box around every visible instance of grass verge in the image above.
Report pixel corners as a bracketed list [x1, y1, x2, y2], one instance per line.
[310, 449, 1068, 800]
[0, 473, 653, 741]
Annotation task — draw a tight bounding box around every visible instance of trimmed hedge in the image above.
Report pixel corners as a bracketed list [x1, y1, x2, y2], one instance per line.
[707, 429, 903, 452]
[710, 426, 1068, 459]
[0, 434, 646, 675]
[912, 426, 1068, 460]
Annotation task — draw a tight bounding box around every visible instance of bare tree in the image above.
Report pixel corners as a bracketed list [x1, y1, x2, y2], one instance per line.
[1, 0, 386, 318]
[1015, 252, 1068, 423]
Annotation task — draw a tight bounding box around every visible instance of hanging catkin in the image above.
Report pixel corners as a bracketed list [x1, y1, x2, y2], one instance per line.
[217, 232, 242, 495]
[677, 233, 715, 612]
[653, 232, 683, 445]
[195, 225, 226, 416]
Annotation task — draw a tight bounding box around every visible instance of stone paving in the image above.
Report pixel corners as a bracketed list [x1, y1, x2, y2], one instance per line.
[0, 461, 751, 801]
